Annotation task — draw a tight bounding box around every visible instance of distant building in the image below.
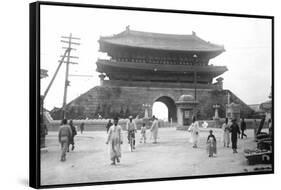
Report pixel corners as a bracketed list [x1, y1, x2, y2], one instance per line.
[260, 89, 272, 120]
[248, 104, 266, 118]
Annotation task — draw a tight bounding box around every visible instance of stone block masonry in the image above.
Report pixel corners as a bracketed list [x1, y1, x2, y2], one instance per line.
[51, 85, 254, 121]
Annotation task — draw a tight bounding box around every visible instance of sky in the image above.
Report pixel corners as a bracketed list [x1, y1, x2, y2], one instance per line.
[40, 5, 272, 120]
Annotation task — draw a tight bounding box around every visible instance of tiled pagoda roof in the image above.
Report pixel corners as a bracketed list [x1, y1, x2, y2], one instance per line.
[99, 28, 225, 52]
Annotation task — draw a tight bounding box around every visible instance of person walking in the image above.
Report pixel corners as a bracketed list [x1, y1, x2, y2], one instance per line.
[222, 118, 231, 147]
[230, 119, 240, 153]
[240, 118, 247, 139]
[58, 119, 72, 161]
[68, 120, 77, 151]
[140, 123, 147, 143]
[206, 130, 217, 157]
[188, 116, 200, 148]
[106, 117, 123, 165]
[150, 115, 159, 144]
[106, 119, 113, 133]
[80, 122, 85, 134]
[126, 116, 137, 149]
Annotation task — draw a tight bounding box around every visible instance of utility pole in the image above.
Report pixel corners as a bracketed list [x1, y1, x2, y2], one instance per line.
[40, 34, 80, 150]
[61, 33, 80, 119]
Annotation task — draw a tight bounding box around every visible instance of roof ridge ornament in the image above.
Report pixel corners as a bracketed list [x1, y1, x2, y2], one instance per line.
[192, 31, 196, 36]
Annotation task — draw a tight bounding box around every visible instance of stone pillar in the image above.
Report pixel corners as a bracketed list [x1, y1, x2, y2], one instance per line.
[213, 104, 220, 127]
[216, 77, 224, 90]
[177, 107, 183, 125]
[144, 108, 149, 118]
[226, 103, 240, 121]
[213, 104, 220, 119]
[175, 95, 199, 130]
[142, 104, 151, 128]
[142, 104, 151, 118]
[99, 74, 106, 86]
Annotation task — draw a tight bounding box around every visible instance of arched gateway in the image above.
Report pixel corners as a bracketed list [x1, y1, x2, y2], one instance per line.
[154, 96, 177, 122]
[57, 28, 254, 125]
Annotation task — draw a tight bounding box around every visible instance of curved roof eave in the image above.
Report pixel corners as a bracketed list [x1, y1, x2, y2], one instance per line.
[100, 40, 225, 53]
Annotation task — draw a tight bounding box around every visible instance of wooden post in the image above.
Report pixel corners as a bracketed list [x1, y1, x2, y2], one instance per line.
[62, 33, 72, 119]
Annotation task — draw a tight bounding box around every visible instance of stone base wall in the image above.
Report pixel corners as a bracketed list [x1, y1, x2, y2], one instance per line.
[50, 85, 254, 121]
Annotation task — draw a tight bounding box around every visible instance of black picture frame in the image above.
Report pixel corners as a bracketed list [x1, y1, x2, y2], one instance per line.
[30, 1, 274, 189]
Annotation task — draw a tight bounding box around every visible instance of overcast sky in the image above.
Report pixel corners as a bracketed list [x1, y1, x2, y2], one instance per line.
[40, 5, 272, 113]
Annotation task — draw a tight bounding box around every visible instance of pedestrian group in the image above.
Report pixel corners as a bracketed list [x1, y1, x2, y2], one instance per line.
[187, 116, 248, 157]
[57, 115, 253, 163]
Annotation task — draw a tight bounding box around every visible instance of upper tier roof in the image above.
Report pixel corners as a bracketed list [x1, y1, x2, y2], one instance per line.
[99, 28, 225, 52]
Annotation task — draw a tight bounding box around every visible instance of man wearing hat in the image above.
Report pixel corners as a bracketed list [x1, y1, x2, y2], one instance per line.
[126, 116, 137, 150]
[229, 118, 241, 153]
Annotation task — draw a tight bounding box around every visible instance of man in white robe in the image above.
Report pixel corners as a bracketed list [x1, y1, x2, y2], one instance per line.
[150, 115, 159, 144]
[106, 117, 123, 165]
[188, 117, 200, 148]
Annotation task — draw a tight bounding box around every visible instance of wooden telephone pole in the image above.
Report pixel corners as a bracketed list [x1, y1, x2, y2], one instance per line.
[40, 34, 80, 149]
[61, 33, 80, 119]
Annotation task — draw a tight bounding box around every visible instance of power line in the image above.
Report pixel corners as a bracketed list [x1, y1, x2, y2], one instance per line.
[61, 33, 81, 119]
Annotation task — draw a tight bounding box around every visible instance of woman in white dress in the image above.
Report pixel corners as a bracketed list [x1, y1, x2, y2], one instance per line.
[188, 116, 200, 148]
[221, 118, 231, 148]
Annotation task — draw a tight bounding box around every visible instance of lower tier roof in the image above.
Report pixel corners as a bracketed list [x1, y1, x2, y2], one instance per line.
[96, 59, 228, 75]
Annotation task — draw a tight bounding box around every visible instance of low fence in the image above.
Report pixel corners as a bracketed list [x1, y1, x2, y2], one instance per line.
[44, 111, 177, 131]
[46, 118, 141, 131]
[44, 112, 268, 132]
[177, 119, 268, 131]
[46, 119, 175, 132]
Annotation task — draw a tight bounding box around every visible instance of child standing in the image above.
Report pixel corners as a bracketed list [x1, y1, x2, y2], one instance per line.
[140, 123, 147, 143]
[207, 130, 217, 157]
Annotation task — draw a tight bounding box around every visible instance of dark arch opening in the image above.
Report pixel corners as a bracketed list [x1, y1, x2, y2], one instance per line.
[154, 96, 177, 122]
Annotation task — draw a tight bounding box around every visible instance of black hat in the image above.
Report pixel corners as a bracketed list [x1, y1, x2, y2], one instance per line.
[62, 118, 67, 125]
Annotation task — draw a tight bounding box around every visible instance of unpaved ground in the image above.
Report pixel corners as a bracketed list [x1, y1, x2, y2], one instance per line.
[41, 128, 269, 186]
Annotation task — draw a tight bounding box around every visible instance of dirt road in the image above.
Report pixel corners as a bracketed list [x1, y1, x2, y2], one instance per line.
[41, 128, 266, 185]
